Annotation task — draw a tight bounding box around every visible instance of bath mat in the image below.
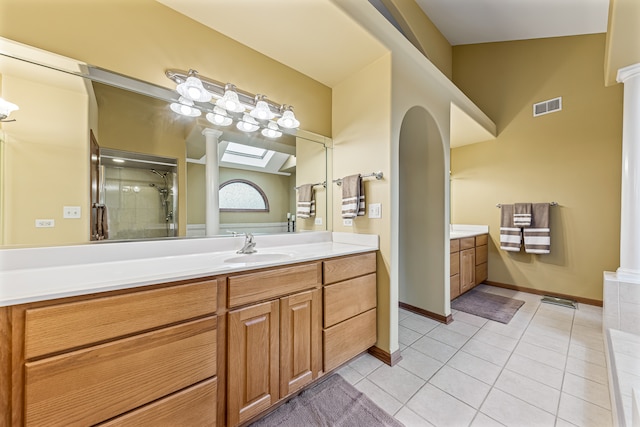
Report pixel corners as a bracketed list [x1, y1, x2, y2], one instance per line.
[249, 374, 403, 427]
[452, 289, 525, 324]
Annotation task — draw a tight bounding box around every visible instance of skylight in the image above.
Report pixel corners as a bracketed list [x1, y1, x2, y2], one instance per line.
[221, 142, 275, 168]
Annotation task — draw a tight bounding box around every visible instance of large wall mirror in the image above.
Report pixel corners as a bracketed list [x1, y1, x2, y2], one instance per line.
[0, 38, 331, 248]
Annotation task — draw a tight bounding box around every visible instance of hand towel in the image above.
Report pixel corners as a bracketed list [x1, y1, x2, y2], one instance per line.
[500, 204, 521, 252]
[296, 184, 316, 218]
[513, 203, 532, 227]
[96, 205, 109, 240]
[358, 176, 366, 216]
[524, 203, 550, 254]
[341, 174, 362, 219]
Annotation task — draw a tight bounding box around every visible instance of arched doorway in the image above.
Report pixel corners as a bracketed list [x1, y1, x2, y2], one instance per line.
[398, 106, 448, 317]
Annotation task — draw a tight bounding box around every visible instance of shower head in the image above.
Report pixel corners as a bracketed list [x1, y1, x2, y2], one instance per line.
[150, 169, 167, 178]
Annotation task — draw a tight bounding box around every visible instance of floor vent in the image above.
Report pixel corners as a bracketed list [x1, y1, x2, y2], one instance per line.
[533, 97, 562, 117]
[541, 295, 577, 309]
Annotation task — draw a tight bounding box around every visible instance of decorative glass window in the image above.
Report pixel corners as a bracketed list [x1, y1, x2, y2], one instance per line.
[219, 179, 269, 212]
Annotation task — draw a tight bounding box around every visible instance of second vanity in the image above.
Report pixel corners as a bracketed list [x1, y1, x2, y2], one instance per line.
[450, 225, 489, 300]
[0, 231, 378, 427]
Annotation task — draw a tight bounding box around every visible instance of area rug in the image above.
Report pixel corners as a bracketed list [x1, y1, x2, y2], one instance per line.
[452, 288, 525, 324]
[249, 374, 403, 427]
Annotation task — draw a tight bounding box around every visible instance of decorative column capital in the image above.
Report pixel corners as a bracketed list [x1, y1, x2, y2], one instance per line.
[202, 128, 224, 140]
[617, 63, 640, 84]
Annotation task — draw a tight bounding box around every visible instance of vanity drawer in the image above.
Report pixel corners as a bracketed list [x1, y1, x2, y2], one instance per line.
[460, 237, 475, 250]
[24, 279, 218, 359]
[450, 239, 460, 253]
[324, 273, 376, 328]
[323, 252, 376, 285]
[476, 244, 488, 265]
[476, 234, 488, 246]
[100, 378, 217, 427]
[450, 252, 460, 276]
[323, 308, 376, 372]
[24, 317, 217, 427]
[228, 262, 321, 308]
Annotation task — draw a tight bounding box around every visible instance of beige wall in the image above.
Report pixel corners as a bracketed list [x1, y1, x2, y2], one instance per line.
[0, 0, 332, 137]
[452, 34, 623, 302]
[333, 53, 393, 352]
[296, 137, 327, 231]
[1, 74, 89, 246]
[380, 0, 452, 79]
[605, 0, 640, 86]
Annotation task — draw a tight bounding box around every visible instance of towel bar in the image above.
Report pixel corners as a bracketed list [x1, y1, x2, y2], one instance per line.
[294, 182, 326, 190]
[496, 202, 558, 208]
[333, 171, 383, 186]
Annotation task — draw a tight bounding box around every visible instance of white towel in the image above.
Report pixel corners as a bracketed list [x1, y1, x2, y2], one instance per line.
[500, 204, 521, 252]
[296, 184, 315, 218]
[524, 203, 550, 254]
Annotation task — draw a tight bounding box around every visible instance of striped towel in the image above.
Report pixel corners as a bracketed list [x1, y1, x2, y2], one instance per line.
[296, 184, 315, 218]
[341, 174, 365, 218]
[500, 204, 521, 252]
[524, 203, 550, 254]
[513, 203, 532, 227]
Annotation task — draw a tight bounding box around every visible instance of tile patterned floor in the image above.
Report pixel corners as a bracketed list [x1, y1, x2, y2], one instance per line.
[337, 284, 612, 427]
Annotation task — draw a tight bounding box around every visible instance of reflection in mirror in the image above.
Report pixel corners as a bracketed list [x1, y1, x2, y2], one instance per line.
[0, 38, 330, 248]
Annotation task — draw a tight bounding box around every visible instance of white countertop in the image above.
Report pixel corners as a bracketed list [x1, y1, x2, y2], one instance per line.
[0, 231, 378, 307]
[450, 224, 489, 239]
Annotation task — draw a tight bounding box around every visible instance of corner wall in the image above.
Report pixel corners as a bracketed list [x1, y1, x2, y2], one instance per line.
[451, 34, 623, 302]
[332, 53, 393, 353]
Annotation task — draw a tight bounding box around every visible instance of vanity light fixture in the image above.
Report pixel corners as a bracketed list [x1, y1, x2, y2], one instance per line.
[165, 68, 302, 136]
[0, 97, 19, 122]
[250, 95, 276, 120]
[170, 96, 201, 117]
[277, 106, 300, 129]
[261, 121, 282, 139]
[176, 70, 212, 103]
[236, 114, 260, 132]
[206, 106, 233, 126]
[216, 84, 245, 113]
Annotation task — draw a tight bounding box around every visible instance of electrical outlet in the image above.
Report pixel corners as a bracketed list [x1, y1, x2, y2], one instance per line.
[368, 203, 381, 219]
[35, 219, 55, 228]
[343, 218, 353, 226]
[63, 206, 81, 219]
[314, 217, 323, 225]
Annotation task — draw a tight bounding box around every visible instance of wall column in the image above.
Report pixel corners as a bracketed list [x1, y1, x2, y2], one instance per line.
[202, 128, 223, 236]
[617, 63, 640, 279]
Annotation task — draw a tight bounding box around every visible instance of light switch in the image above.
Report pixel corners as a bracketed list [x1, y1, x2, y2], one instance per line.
[368, 203, 381, 219]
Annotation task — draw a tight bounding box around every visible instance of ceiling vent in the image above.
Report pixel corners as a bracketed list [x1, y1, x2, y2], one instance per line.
[533, 97, 562, 117]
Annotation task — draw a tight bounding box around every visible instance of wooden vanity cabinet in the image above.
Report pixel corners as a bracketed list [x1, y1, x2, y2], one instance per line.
[322, 252, 377, 372]
[475, 234, 488, 284]
[6, 278, 220, 427]
[451, 234, 488, 300]
[450, 239, 461, 299]
[226, 263, 322, 427]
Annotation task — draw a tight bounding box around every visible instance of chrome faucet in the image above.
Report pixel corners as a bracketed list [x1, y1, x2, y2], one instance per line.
[237, 233, 257, 254]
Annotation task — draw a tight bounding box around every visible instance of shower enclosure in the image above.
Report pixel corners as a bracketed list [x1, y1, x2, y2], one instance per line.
[100, 149, 178, 240]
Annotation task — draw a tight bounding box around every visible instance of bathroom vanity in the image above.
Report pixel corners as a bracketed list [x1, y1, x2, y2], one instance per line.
[450, 225, 489, 300]
[0, 232, 378, 427]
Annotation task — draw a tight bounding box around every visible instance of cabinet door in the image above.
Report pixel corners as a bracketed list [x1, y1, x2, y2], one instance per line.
[460, 248, 476, 293]
[228, 301, 279, 427]
[280, 289, 321, 397]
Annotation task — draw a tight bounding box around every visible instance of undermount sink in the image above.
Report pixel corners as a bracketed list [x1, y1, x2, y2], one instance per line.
[223, 253, 294, 264]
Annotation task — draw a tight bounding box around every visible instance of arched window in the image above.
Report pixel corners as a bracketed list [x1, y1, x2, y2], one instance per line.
[219, 179, 269, 212]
